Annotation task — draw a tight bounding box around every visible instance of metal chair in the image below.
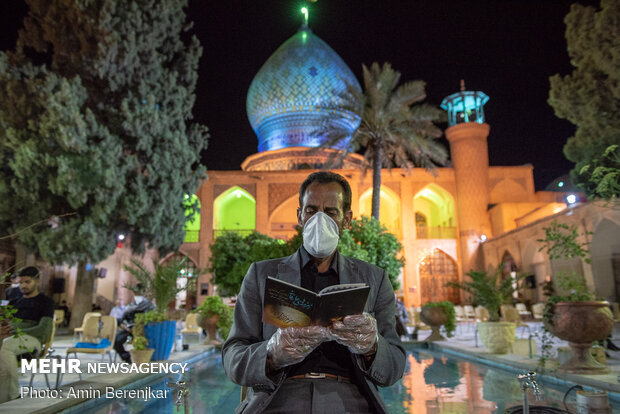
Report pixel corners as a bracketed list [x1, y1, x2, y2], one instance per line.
[72, 312, 102, 342]
[516, 303, 532, 319]
[66, 316, 117, 381]
[531, 303, 544, 321]
[29, 314, 62, 390]
[463, 305, 476, 322]
[181, 313, 203, 344]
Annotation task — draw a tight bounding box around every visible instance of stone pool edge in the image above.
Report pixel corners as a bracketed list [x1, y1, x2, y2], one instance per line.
[420, 340, 620, 403]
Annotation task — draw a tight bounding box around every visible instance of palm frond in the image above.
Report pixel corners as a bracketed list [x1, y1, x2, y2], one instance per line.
[390, 80, 426, 108]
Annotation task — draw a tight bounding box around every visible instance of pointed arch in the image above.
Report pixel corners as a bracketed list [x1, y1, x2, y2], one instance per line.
[413, 184, 456, 239]
[213, 186, 256, 235]
[269, 194, 299, 240]
[419, 249, 460, 304]
[183, 194, 201, 243]
[159, 251, 199, 309]
[500, 250, 518, 282]
[359, 186, 401, 237]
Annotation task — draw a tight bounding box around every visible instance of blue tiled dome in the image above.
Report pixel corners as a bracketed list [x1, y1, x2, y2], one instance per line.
[247, 26, 362, 152]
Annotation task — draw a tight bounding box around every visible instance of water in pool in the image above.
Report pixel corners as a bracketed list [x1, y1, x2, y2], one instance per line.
[65, 346, 619, 413]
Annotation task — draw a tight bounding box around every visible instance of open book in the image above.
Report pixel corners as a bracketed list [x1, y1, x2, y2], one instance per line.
[262, 276, 370, 328]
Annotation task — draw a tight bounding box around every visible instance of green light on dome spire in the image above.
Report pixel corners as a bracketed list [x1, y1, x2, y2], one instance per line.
[301, 7, 308, 26]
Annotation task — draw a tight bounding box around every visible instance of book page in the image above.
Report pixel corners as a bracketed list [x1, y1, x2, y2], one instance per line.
[318, 283, 367, 295]
[262, 277, 318, 328]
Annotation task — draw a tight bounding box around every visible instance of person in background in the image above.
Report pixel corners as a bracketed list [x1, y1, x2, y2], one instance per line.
[1, 266, 54, 403]
[394, 295, 410, 341]
[57, 299, 70, 326]
[113, 285, 155, 363]
[3, 274, 22, 302]
[109, 299, 126, 323]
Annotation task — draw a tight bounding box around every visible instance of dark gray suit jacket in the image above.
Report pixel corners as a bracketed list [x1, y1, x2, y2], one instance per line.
[222, 250, 406, 413]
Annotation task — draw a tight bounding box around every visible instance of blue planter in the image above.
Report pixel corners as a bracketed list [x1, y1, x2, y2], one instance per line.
[144, 320, 176, 361]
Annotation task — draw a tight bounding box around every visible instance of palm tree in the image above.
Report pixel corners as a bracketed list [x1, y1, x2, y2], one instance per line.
[320, 62, 447, 219]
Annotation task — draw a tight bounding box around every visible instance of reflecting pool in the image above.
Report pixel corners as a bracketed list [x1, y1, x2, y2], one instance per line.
[61, 345, 620, 413]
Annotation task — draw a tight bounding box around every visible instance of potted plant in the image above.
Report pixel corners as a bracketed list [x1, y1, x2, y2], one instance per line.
[129, 335, 154, 364]
[194, 295, 233, 345]
[420, 301, 455, 341]
[447, 266, 520, 354]
[125, 257, 202, 360]
[538, 220, 614, 374]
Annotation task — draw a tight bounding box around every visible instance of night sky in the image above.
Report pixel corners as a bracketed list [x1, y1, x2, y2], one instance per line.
[0, 0, 601, 190]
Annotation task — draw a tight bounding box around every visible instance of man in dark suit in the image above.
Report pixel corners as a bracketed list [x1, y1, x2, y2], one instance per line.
[222, 172, 406, 413]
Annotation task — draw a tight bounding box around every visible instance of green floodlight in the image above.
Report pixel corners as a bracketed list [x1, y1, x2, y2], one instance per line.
[301, 7, 308, 26]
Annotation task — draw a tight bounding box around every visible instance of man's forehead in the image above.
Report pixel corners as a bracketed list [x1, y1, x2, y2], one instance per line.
[18, 276, 35, 282]
[302, 182, 344, 206]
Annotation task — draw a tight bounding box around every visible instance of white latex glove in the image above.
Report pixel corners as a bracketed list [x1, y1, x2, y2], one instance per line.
[266, 325, 329, 370]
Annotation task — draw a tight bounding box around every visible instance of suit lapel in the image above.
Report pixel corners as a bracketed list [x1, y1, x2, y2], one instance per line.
[338, 252, 359, 285]
[276, 251, 302, 286]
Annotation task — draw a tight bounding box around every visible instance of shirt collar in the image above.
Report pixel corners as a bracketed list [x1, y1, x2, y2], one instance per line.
[299, 246, 339, 273]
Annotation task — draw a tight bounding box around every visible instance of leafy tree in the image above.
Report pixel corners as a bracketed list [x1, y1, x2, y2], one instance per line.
[320, 62, 447, 219]
[578, 144, 620, 201]
[338, 216, 404, 291]
[0, 0, 208, 328]
[209, 232, 292, 297]
[548, 0, 620, 189]
[210, 216, 404, 295]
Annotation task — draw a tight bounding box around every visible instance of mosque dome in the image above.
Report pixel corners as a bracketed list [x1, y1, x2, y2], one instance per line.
[246, 25, 362, 153]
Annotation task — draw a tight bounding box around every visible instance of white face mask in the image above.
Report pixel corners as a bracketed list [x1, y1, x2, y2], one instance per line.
[302, 211, 340, 258]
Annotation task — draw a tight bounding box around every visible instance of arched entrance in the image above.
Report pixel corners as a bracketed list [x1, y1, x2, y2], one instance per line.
[183, 194, 201, 243]
[160, 252, 199, 310]
[501, 251, 517, 281]
[213, 187, 256, 237]
[359, 186, 401, 237]
[413, 184, 456, 239]
[269, 195, 299, 240]
[419, 249, 460, 304]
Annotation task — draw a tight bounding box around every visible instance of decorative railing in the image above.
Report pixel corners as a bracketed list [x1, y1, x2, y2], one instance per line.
[213, 229, 255, 239]
[416, 226, 457, 239]
[183, 231, 200, 243]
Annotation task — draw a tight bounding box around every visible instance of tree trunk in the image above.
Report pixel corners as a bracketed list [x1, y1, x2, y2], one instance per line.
[68, 260, 95, 330]
[371, 145, 383, 220]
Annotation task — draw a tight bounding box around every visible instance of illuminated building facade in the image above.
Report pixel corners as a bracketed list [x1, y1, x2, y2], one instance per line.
[25, 22, 618, 311]
[177, 23, 619, 308]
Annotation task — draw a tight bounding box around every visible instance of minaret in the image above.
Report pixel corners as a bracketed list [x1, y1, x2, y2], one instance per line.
[441, 80, 491, 276]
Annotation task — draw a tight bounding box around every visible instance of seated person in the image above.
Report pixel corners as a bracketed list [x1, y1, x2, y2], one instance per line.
[56, 300, 70, 326]
[4, 266, 55, 356]
[114, 286, 154, 363]
[0, 266, 54, 403]
[3, 274, 22, 302]
[109, 299, 126, 323]
[0, 321, 18, 403]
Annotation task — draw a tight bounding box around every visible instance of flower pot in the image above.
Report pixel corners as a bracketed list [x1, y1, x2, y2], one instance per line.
[144, 320, 176, 361]
[200, 314, 221, 346]
[549, 301, 613, 374]
[477, 321, 515, 354]
[420, 306, 448, 341]
[130, 348, 155, 365]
